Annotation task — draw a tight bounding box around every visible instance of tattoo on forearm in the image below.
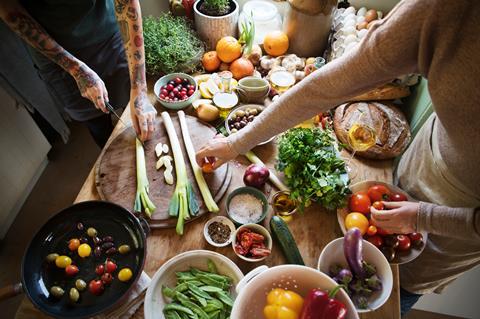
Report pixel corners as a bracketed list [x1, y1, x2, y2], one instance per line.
[73, 65, 97, 95]
[118, 20, 130, 44]
[126, 7, 138, 20]
[134, 50, 141, 61]
[134, 35, 143, 47]
[115, 0, 130, 14]
[131, 63, 146, 89]
[133, 24, 139, 32]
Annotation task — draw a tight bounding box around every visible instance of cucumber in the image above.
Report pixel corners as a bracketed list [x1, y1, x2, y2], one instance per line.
[270, 216, 305, 265]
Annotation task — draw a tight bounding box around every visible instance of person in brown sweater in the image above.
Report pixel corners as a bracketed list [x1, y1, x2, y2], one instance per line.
[196, 0, 480, 315]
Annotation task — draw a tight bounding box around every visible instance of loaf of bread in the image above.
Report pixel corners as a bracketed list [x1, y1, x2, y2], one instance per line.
[334, 102, 411, 159]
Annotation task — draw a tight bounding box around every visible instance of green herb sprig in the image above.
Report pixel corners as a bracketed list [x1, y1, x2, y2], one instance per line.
[203, 0, 230, 15]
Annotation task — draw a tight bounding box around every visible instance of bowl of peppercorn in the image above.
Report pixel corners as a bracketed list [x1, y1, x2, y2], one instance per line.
[204, 216, 236, 247]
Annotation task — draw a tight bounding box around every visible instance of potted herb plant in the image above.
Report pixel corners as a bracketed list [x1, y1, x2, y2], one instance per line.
[194, 0, 240, 50]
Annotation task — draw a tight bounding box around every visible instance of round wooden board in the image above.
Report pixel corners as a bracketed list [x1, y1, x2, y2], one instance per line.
[95, 114, 232, 228]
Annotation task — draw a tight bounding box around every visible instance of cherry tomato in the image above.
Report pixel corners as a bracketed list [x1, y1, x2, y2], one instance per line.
[89, 279, 104, 296]
[105, 260, 117, 273]
[55, 255, 72, 268]
[349, 192, 371, 214]
[409, 232, 424, 248]
[101, 272, 113, 285]
[172, 88, 179, 95]
[95, 264, 105, 275]
[68, 238, 80, 251]
[344, 212, 369, 235]
[118, 268, 133, 282]
[397, 235, 411, 251]
[201, 156, 216, 173]
[376, 227, 392, 236]
[367, 225, 377, 236]
[78, 243, 92, 258]
[391, 193, 408, 202]
[160, 89, 168, 96]
[367, 185, 391, 202]
[65, 264, 79, 276]
[372, 201, 385, 210]
[367, 235, 384, 248]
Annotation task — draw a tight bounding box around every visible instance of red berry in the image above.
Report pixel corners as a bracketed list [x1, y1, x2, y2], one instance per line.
[101, 272, 113, 285]
[168, 92, 175, 99]
[65, 264, 79, 276]
[174, 77, 182, 84]
[95, 264, 105, 275]
[187, 89, 195, 96]
[166, 84, 174, 91]
[160, 89, 168, 95]
[159, 94, 166, 99]
[172, 88, 179, 95]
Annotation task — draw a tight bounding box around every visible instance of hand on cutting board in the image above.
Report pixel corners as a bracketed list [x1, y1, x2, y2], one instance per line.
[370, 201, 419, 234]
[72, 64, 109, 113]
[130, 91, 157, 141]
[196, 136, 238, 170]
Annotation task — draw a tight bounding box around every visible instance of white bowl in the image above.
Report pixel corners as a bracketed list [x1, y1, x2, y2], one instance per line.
[231, 264, 359, 319]
[318, 238, 393, 313]
[225, 104, 276, 145]
[203, 216, 236, 247]
[232, 224, 272, 262]
[144, 250, 244, 319]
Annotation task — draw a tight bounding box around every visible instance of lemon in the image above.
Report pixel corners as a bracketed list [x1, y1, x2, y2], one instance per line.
[199, 82, 213, 99]
[194, 74, 211, 84]
[205, 78, 220, 95]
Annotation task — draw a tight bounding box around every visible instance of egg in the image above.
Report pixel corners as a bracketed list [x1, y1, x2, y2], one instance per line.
[364, 9, 378, 23]
[356, 21, 369, 30]
[357, 7, 367, 17]
[343, 6, 356, 16]
[344, 34, 357, 46]
[356, 16, 366, 24]
[344, 18, 356, 28]
[344, 41, 359, 52]
[342, 25, 357, 36]
[357, 29, 368, 39]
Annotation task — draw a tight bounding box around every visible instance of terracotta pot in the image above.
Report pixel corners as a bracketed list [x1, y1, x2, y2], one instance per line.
[194, 0, 239, 50]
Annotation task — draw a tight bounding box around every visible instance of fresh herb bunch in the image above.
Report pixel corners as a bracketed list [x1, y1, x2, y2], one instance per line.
[201, 0, 231, 16]
[143, 14, 204, 76]
[276, 127, 350, 211]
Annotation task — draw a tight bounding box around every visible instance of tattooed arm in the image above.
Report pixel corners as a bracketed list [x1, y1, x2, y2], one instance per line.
[0, 0, 110, 112]
[114, 0, 156, 141]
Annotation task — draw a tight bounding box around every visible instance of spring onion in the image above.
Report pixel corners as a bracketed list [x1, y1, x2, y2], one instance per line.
[178, 111, 219, 213]
[245, 150, 289, 192]
[161, 112, 199, 235]
[134, 138, 156, 217]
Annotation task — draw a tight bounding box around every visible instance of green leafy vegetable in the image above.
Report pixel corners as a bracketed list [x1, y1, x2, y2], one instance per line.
[276, 127, 350, 211]
[143, 14, 204, 76]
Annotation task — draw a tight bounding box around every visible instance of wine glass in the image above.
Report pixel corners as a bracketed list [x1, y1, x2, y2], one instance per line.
[345, 123, 377, 179]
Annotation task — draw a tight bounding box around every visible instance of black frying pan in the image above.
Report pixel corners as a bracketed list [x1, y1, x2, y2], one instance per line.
[0, 201, 147, 318]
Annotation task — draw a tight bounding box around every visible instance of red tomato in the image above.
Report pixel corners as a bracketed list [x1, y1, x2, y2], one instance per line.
[367, 225, 377, 236]
[101, 272, 113, 285]
[65, 265, 79, 276]
[105, 260, 117, 273]
[68, 238, 80, 251]
[397, 235, 411, 251]
[89, 280, 104, 296]
[201, 157, 216, 174]
[349, 192, 371, 214]
[409, 232, 424, 247]
[367, 235, 384, 248]
[376, 227, 392, 236]
[372, 201, 385, 210]
[367, 185, 391, 202]
[391, 193, 408, 202]
[95, 264, 105, 276]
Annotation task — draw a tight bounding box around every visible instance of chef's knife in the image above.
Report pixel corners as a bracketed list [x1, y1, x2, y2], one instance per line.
[105, 101, 145, 147]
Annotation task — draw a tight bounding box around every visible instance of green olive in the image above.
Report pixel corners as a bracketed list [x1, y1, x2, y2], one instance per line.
[69, 288, 80, 303]
[235, 110, 245, 117]
[45, 253, 59, 263]
[118, 244, 131, 255]
[50, 286, 64, 298]
[75, 279, 87, 291]
[231, 128, 238, 133]
[87, 227, 97, 237]
[250, 108, 258, 116]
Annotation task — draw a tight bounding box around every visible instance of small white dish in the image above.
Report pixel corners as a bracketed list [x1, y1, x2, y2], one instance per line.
[232, 223, 272, 262]
[203, 216, 236, 247]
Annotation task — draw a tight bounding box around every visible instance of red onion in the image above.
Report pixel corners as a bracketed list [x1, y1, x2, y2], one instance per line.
[243, 164, 270, 188]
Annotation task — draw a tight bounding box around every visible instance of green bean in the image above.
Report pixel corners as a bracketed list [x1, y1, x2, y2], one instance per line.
[215, 291, 233, 308]
[176, 294, 209, 319]
[164, 303, 194, 316]
[208, 310, 220, 319]
[199, 286, 223, 293]
[188, 283, 212, 300]
[163, 285, 175, 298]
[197, 275, 225, 289]
[164, 311, 182, 319]
[189, 292, 207, 307]
[206, 299, 224, 310]
[173, 282, 189, 293]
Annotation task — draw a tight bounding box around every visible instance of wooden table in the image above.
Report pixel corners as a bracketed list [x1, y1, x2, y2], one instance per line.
[18, 92, 400, 319]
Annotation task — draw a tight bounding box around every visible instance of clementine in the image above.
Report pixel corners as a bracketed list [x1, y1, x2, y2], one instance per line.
[201, 51, 221, 72]
[216, 36, 242, 63]
[263, 31, 289, 57]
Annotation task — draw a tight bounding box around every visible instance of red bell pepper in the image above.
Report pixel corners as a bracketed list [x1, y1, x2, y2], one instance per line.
[181, 0, 195, 19]
[299, 286, 347, 319]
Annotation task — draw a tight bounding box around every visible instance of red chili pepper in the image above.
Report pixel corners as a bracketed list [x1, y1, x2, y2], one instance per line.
[299, 286, 347, 319]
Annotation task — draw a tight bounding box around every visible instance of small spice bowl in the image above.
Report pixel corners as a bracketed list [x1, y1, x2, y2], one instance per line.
[232, 223, 273, 262]
[226, 187, 268, 225]
[203, 216, 236, 248]
[271, 191, 298, 216]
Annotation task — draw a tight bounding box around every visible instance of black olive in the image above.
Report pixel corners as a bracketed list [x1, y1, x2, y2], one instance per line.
[105, 247, 117, 255]
[79, 237, 88, 244]
[102, 236, 114, 243]
[76, 222, 84, 231]
[242, 116, 247, 122]
[93, 236, 102, 245]
[94, 246, 102, 257]
[234, 122, 241, 130]
[101, 242, 114, 250]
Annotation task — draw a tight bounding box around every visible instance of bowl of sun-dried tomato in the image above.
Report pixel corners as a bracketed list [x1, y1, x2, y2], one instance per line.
[232, 224, 272, 262]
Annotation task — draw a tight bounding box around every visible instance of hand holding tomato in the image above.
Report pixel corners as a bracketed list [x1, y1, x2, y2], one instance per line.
[370, 201, 419, 234]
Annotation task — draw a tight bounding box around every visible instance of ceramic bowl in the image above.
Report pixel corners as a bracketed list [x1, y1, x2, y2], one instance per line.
[232, 223, 272, 263]
[144, 250, 244, 319]
[318, 237, 393, 313]
[226, 186, 268, 225]
[225, 104, 275, 145]
[236, 76, 270, 104]
[153, 73, 200, 110]
[231, 264, 359, 319]
[203, 216, 236, 247]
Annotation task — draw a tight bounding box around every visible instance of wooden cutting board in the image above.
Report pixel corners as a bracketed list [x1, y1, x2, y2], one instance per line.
[95, 114, 232, 228]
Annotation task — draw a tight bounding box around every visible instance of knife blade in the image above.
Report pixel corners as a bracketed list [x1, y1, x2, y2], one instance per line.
[105, 101, 145, 147]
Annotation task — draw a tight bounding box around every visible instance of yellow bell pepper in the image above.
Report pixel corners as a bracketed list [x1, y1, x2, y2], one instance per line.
[264, 288, 304, 319]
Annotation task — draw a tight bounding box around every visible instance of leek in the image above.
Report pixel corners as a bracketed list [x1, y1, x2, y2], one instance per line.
[245, 150, 289, 192]
[178, 111, 219, 213]
[161, 112, 199, 235]
[134, 138, 156, 217]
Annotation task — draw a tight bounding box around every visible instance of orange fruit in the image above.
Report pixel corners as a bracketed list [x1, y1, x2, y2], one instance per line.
[263, 31, 289, 57]
[345, 212, 369, 235]
[229, 58, 254, 80]
[216, 36, 242, 63]
[202, 51, 221, 72]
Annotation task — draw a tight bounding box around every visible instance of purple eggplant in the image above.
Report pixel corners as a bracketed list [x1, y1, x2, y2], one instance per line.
[334, 268, 353, 286]
[329, 264, 343, 277]
[344, 228, 365, 278]
[362, 261, 377, 277]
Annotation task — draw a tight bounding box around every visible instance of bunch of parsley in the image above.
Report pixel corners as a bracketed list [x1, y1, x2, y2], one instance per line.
[276, 127, 350, 211]
[143, 14, 204, 76]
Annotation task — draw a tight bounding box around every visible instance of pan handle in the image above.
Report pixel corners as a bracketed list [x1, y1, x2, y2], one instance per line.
[133, 212, 150, 238]
[0, 283, 23, 302]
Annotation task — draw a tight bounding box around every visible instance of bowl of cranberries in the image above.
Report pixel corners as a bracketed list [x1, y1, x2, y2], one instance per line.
[154, 73, 199, 110]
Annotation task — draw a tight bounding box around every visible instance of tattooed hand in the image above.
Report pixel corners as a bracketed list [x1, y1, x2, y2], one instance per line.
[72, 64, 109, 113]
[130, 90, 157, 141]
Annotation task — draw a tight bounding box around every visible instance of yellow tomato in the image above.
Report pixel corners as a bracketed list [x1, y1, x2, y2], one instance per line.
[77, 243, 92, 258]
[55, 255, 72, 268]
[345, 212, 369, 235]
[118, 268, 133, 282]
